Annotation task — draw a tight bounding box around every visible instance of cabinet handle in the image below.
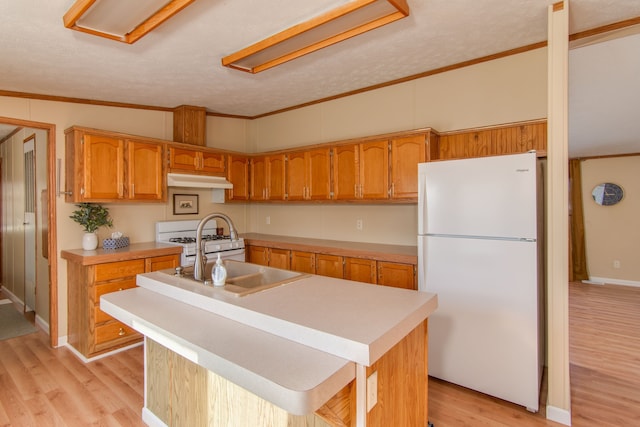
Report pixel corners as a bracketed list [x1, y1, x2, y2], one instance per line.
[131, 183, 135, 196]
[118, 328, 126, 336]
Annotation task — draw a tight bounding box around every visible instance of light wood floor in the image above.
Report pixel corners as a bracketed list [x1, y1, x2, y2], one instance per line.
[0, 282, 638, 426]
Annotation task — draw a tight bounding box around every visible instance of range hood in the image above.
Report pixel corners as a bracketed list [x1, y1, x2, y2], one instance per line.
[167, 173, 233, 189]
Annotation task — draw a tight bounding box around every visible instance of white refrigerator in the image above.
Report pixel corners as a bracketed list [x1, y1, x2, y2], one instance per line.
[418, 152, 543, 412]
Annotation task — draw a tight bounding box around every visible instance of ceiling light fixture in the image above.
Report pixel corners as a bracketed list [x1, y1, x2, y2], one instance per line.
[63, 0, 196, 44]
[221, 0, 410, 74]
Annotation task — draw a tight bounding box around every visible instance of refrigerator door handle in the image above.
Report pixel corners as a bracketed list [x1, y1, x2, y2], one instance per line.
[418, 164, 427, 235]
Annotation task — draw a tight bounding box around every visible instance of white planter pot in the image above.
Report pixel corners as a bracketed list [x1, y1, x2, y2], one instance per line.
[82, 232, 98, 250]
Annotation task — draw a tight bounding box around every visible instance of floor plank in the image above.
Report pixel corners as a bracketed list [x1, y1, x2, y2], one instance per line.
[0, 282, 638, 426]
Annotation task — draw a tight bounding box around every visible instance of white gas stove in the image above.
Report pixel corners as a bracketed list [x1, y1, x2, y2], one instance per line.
[155, 220, 245, 266]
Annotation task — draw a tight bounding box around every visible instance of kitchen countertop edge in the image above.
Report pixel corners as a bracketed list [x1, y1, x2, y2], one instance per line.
[61, 242, 183, 265]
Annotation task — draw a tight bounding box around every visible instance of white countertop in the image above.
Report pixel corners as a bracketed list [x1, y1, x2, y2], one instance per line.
[135, 270, 437, 365]
[101, 266, 437, 415]
[101, 288, 355, 415]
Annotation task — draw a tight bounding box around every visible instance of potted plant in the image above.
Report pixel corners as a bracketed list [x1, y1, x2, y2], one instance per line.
[69, 203, 113, 250]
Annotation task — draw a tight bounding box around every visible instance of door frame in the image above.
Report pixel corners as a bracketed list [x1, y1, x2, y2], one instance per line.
[0, 116, 58, 348]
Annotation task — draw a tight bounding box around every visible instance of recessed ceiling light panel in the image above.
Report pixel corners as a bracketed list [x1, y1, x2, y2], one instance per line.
[222, 0, 410, 73]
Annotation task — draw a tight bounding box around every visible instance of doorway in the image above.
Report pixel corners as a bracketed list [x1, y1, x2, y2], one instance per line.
[0, 116, 58, 348]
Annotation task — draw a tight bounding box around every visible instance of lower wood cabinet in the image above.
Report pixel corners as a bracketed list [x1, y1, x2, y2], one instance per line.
[290, 250, 315, 273]
[377, 261, 416, 290]
[246, 244, 416, 289]
[65, 252, 180, 359]
[344, 257, 377, 284]
[315, 254, 343, 279]
[247, 246, 290, 269]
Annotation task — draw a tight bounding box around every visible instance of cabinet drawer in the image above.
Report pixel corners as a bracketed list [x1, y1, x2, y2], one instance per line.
[93, 278, 137, 301]
[145, 254, 179, 272]
[94, 259, 145, 282]
[94, 306, 114, 324]
[95, 321, 139, 345]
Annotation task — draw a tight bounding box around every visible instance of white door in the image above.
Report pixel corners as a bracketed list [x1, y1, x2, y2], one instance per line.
[23, 136, 36, 312]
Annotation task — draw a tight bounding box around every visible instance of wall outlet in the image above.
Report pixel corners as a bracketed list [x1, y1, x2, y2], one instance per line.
[366, 371, 378, 411]
[613, 260, 621, 269]
[356, 219, 363, 231]
[265, 216, 270, 225]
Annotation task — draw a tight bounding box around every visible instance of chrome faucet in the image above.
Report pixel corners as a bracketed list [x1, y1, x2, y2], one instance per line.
[193, 213, 239, 281]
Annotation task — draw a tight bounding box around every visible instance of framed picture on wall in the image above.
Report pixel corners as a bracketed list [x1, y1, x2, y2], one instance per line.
[173, 194, 199, 215]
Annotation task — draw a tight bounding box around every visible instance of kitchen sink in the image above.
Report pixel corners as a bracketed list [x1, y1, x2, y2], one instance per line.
[165, 259, 307, 296]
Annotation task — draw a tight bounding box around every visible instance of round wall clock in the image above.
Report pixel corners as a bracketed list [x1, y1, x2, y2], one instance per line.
[592, 182, 624, 206]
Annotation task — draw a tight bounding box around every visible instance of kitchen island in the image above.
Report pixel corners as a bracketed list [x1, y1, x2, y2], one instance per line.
[101, 262, 437, 426]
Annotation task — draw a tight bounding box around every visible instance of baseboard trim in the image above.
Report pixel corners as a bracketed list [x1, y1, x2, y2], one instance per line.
[65, 341, 143, 364]
[142, 407, 167, 427]
[35, 314, 49, 335]
[589, 276, 640, 288]
[546, 405, 571, 425]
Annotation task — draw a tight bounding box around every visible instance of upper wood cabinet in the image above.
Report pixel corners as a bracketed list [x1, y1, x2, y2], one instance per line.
[389, 135, 426, 200]
[250, 155, 286, 201]
[286, 148, 332, 201]
[65, 127, 165, 203]
[226, 154, 250, 201]
[333, 140, 389, 200]
[168, 145, 225, 175]
[127, 141, 165, 201]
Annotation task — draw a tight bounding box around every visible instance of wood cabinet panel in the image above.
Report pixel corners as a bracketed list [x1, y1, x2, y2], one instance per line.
[65, 253, 179, 358]
[378, 261, 416, 290]
[226, 154, 250, 201]
[127, 140, 164, 200]
[145, 254, 180, 272]
[438, 122, 547, 160]
[332, 144, 359, 200]
[248, 245, 290, 268]
[268, 248, 290, 270]
[169, 146, 225, 174]
[359, 140, 389, 200]
[82, 133, 125, 200]
[344, 257, 376, 284]
[390, 135, 426, 199]
[65, 127, 167, 203]
[268, 155, 286, 201]
[286, 151, 307, 201]
[287, 148, 332, 201]
[290, 250, 315, 274]
[315, 254, 343, 279]
[250, 157, 268, 201]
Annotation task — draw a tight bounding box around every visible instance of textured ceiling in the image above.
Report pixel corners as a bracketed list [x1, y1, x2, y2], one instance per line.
[1, 0, 640, 156]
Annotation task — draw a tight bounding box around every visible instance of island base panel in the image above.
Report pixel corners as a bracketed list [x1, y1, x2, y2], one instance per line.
[144, 319, 427, 427]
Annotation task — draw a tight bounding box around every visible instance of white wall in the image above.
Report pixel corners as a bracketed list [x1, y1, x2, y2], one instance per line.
[581, 155, 640, 285]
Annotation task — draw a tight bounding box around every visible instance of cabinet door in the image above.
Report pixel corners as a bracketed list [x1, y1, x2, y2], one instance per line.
[248, 245, 269, 265]
[267, 155, 286, 200]
[169, 147, 199, 172]
[227, 154, 249, 201]
[390, 135, 426, 199]
[128, 140, 165, 201]
[200, 151, 225, 173]
[145, 255, 180, 272]
[250, 157, 267, 201]
[332, 144, 359, 200]
[268, 248, 291, 269]
[316, 254, 343, 279]
[286, 151, 307, 201]
[360, 140, 389, 200]
[291, 250, 315, 273]
[377, 262, 416, 290]
[83, 134, 125, 200]
[344, 258, 376, 284]
[307, 148, 332, 200]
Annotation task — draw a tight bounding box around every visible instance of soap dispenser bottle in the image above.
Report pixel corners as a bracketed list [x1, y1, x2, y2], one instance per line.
[211, 253, 227, 287]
